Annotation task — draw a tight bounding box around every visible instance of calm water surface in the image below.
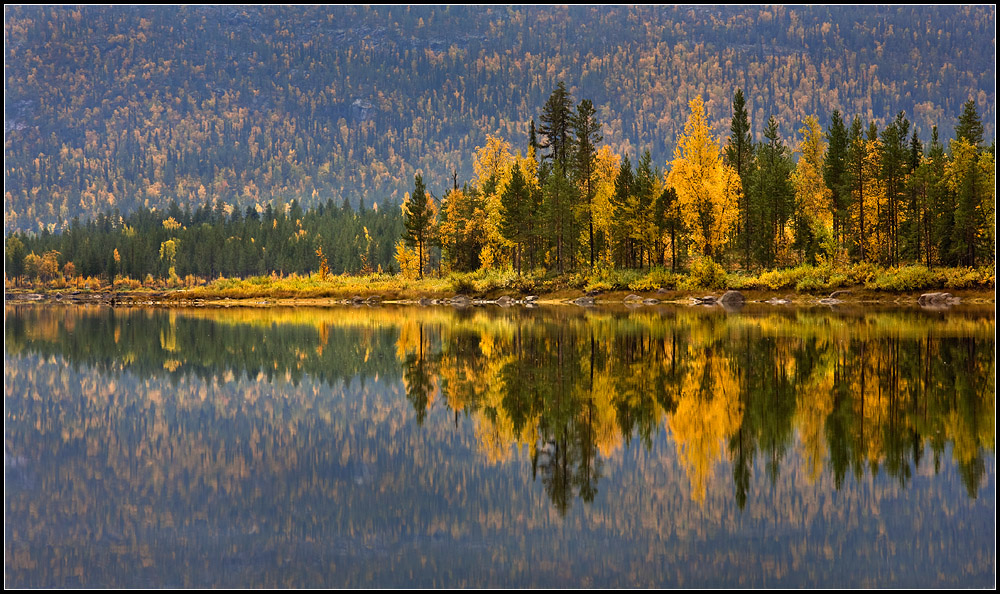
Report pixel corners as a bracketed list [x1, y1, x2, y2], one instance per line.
[4, 302, 995, 587]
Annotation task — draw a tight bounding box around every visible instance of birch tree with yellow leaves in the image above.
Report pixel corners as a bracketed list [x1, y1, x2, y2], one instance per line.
[472, 135, 516, 270]
[666, 96, 740, 261]
[791, 115, 834, 265]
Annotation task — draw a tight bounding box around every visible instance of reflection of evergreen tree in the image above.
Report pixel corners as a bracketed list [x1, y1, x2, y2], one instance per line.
[6, 304, 995, 513]
[728, 425, 755, 510]
[404, 324, 438, 426]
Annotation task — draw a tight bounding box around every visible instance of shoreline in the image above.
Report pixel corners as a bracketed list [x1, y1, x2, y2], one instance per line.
[5, 286, 995, 309]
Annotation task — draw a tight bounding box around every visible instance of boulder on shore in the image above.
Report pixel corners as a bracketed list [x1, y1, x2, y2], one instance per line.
[719, 290, 745, 305]
[918, 292, 959, 307]
[449, 294, 471, 307]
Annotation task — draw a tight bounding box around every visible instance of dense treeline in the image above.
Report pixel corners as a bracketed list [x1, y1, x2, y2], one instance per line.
[5, 88, 995, 286]
[4, 5, 995, 233]
[5, 195, 403, 283]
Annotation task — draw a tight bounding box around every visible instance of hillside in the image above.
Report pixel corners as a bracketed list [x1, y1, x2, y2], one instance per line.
[4, 5, 995, 233]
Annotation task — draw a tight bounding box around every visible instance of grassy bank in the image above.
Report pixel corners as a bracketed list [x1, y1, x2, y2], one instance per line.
[6, 263, 995, 303]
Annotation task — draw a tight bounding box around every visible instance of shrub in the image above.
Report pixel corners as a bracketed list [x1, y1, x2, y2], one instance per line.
[679, 257, 727, 290]
[867, 265, 940, 291]
[845, 261, 879, 285]
[627, 267, 677, 291]
[941, 266, 993, 289]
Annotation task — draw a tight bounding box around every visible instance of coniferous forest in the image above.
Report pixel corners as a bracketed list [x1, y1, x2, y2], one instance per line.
[3, 5, 995, 288]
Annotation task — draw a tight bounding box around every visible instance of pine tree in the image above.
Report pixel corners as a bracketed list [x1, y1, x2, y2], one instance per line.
[926, 127, 955, 266]
[572, 99, 602, 269]
[899, 130, 926, 264]
[610, 155, 635, 268]
[948, 138, 993, 266]
[539, 82, 574, 173]
[843, 117, 871, 262]
[500, 162, 531, 275]
[955, 99, 985, 149]
[725, 89, 755, 266]
[879, 111, 910, 266]
[632, 150, 658, 268]
[539, 83, 578, 272]
[824, 110, 849, 253]
[746, 117, 795, 268]
[403, 173, 433, 279]
[653, 186, 684, 271]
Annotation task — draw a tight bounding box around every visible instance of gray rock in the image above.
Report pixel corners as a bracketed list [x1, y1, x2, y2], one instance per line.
[496, 295, 513, 307]
[643, 298, 660, 305]
[623, 294, 643, 303]
[719, 290, 745, 305]
[918, 292, 959, 307]
[572, 296, 596, 306]
[449, 294, 471, 307]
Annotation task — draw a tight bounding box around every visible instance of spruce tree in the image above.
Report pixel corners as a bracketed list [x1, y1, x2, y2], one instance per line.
[403, 174, 433, 279]
[500, 162, 531, 275]
[748, 117, 795, 269]
[879, 111, 910, 266]
[955, 99, 984, 149]
[610, 155, 634, 268]
[725, 89, 754, 265]
[539, 82, 574, 172]
[843, 117, 868, 262]
[572, 99, 602, 269]
[824, 110, 849, 250]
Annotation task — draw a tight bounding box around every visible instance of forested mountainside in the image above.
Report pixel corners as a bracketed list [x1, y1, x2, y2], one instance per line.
[4, 5, 995, 233]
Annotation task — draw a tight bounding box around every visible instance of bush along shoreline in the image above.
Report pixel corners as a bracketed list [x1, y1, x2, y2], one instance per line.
[5, 263, 995, 307]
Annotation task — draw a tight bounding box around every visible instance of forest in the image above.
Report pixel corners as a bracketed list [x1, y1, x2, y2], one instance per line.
[5, 86, 995, 290]
[4, 6, 995, 235]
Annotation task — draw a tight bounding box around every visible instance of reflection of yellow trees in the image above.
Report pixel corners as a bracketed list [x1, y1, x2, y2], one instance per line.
[794, 344, 836, 481]
[668, 346, 742, 503]
[159, 311, 179, 352]
[6, 303, 995, 507]
[590, 373, 629, 458]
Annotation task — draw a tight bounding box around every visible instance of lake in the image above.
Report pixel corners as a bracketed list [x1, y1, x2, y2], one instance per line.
[4, 302, 995, 588]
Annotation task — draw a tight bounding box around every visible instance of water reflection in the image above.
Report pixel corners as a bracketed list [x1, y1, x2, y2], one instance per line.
[4, 303, 996, 587]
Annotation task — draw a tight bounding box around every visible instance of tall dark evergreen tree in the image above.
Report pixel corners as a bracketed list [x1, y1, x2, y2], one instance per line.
[824, 110, 850, 251]
[539, 83, 578, 272]
[879, 111, 910, 266]
[539, 82, 574, 174]
[900, 130, 925, 263]
[725, 89, 755, 267]
[572, 99, 602, 269]
[610, 155, 634, 269]
[633, 150, 657, 268]
[843, 117, 868, 262]
[500, 162, 531, 275]
[747, 117, 795, 269]
[403, 174, 433, 279]
[653, 186, 684, 271]
[955, 99, 985, 149]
